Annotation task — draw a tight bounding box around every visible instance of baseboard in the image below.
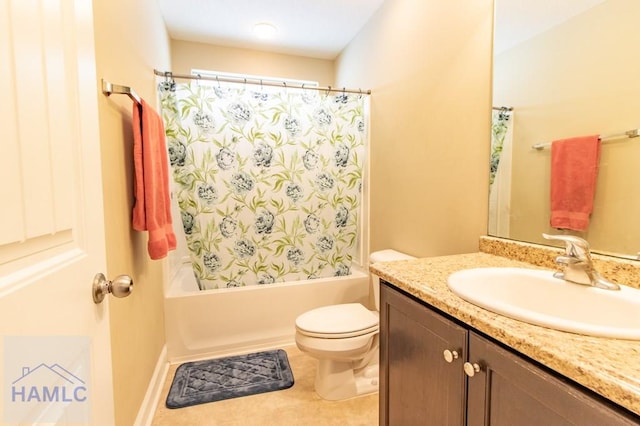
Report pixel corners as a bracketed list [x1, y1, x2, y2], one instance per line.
[134, 344, 169, 426]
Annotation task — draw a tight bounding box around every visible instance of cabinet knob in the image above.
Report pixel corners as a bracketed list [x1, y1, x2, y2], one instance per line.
[443, 349, 459, 363]
[463, 362, 481, 377]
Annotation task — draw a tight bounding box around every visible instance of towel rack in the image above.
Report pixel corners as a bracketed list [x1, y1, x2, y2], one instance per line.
[531, 129, 640, 150]
[102, 79, 141, 105]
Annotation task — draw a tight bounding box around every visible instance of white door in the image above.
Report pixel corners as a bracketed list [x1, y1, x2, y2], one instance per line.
[0, 0, 115, 424]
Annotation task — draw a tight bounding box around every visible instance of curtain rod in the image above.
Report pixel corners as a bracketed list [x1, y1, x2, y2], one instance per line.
[153, 69, 371, 95]
[492, 106, 513, 111]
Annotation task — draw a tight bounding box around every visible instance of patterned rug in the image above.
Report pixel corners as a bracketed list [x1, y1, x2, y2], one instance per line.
[166, 349, 295, 409]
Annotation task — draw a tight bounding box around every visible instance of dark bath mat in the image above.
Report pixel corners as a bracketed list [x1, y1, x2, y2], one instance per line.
[166, 349, 294, 409]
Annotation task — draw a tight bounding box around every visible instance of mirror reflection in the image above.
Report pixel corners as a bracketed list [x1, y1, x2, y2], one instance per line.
[490, 0, 640, 259]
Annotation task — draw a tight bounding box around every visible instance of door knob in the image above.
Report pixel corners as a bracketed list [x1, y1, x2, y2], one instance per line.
[92, 273, 133, 304]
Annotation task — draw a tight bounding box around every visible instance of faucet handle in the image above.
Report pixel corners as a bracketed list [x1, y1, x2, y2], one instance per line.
[542, 233, 591, 259]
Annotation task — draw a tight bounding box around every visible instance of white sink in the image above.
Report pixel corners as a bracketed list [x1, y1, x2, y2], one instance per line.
[447, 267, 640, 340]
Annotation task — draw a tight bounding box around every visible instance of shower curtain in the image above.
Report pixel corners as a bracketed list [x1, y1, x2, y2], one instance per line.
[158, 79, 368, 290]
[488, 108, 514, 236]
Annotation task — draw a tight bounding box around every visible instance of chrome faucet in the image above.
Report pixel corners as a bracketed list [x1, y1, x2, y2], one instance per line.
[542, 234, 620, 291]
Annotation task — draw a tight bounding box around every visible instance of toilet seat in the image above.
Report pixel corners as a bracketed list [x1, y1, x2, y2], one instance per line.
[295, 303, 379, 339]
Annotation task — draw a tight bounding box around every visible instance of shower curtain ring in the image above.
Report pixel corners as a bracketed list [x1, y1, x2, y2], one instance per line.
[164, 71, 175, 89]
[215, 75, 221, 88]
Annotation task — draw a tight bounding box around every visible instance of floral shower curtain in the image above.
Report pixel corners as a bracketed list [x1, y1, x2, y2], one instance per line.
[158, 79, 368, 290]
[489, 108, 513, 186]
[488, 108, 514, 236]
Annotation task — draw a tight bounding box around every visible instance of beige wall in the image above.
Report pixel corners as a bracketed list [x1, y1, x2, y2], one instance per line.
[493, 0, 640, 256]
[171, 40, 335, 86]
[92, 0, 171, 424]
[336, 0, 494, 257]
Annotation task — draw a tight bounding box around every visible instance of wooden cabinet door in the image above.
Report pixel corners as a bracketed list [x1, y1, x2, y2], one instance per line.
[466, 332, 640, 426]
[380, 284, 468, 426]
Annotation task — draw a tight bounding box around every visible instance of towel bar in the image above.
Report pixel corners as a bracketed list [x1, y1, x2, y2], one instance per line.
[102, 79, 141, 105]
[532, 129, 639, 150]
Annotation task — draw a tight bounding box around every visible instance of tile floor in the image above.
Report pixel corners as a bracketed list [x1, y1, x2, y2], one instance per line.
[151, 345, 378, 425]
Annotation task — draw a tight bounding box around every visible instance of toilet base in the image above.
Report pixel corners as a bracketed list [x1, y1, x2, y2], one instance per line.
[314, 357, 379, 400]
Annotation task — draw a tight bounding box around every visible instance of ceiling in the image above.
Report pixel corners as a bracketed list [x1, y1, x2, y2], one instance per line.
[157, 0, 607, 60]
[157, 0, 386, 59]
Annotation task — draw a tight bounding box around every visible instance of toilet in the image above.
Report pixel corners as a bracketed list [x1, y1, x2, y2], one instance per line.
[294, 249, 415, 400]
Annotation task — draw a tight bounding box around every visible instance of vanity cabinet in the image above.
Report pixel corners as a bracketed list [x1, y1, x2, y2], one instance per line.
[379, 282, 639, 426]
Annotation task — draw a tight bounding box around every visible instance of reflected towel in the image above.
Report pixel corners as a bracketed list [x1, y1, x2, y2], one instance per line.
[550, 135, 601, 231]
[132, 98, 177, 259]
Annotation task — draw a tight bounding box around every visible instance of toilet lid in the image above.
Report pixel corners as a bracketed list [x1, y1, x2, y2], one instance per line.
[295, 303, 379, 338]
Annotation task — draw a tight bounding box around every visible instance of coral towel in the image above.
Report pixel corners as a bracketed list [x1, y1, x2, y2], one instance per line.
[550, 135, 601, 231]
[132, 99, 177, 259]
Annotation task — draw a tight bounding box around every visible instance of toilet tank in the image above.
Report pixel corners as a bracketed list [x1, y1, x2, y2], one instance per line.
[370, 249, 416, 310]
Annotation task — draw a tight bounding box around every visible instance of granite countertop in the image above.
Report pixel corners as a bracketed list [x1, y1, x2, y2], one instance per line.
[370, 251, 640, 416]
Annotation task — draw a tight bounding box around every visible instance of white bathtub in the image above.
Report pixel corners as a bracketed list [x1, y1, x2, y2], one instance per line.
[164, 263, 371, 363]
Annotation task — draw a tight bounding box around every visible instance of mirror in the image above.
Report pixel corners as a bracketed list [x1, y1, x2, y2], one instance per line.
[490, 0, 640, 259]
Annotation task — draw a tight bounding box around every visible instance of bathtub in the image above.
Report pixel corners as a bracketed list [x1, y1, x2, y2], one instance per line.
[164, 263, 371, 362]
